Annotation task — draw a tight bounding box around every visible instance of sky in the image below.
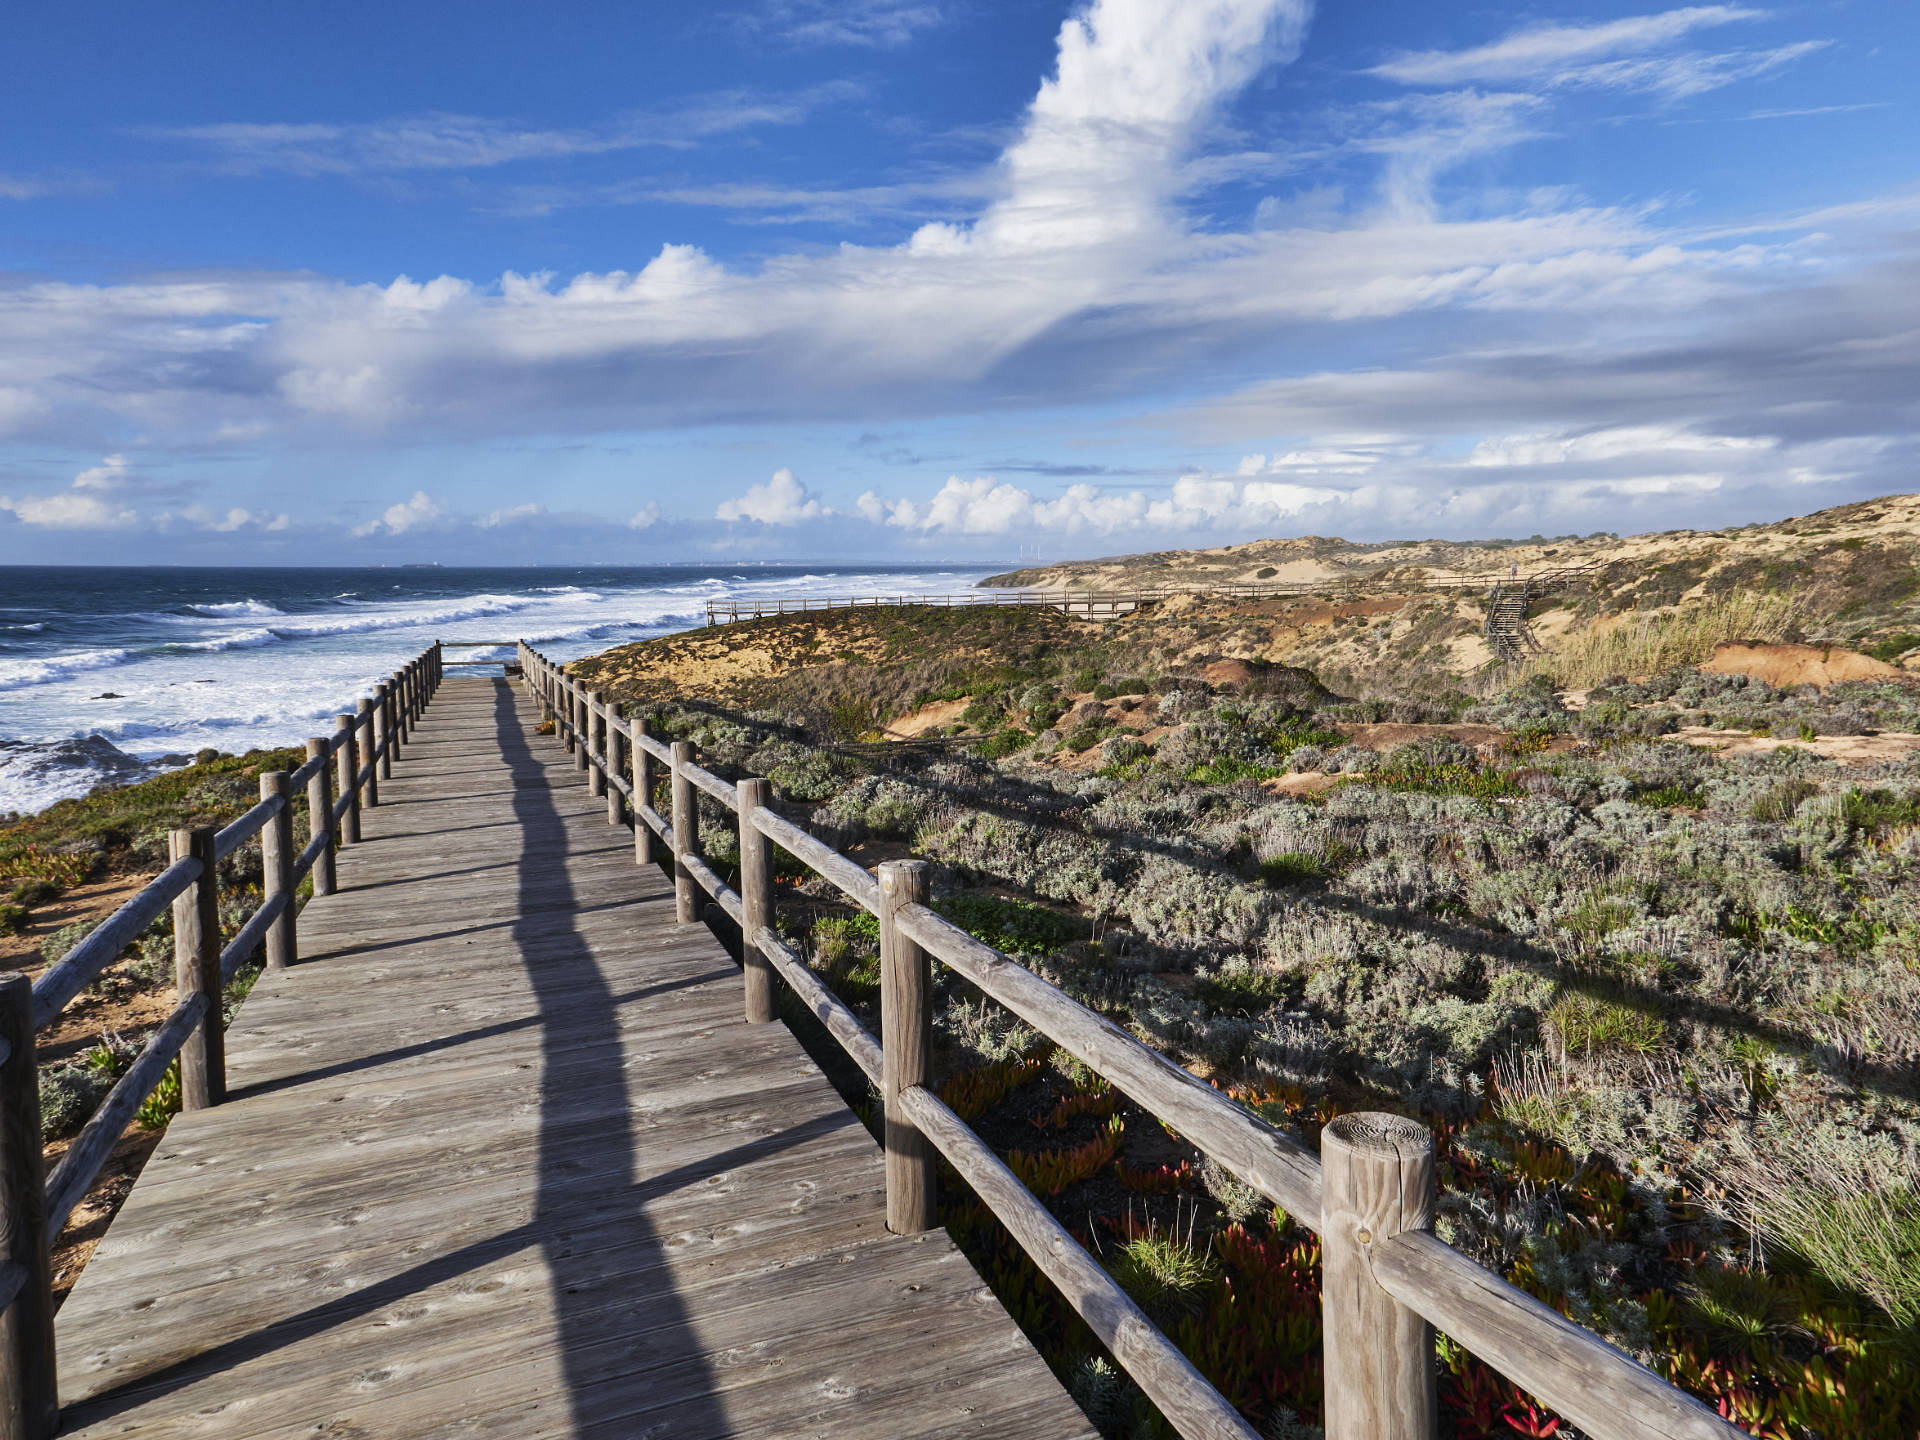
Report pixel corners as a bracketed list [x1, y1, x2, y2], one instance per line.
[0, 0, 1916, 565]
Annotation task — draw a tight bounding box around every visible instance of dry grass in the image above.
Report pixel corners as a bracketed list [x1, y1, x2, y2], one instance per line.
[1520, 591, 1801, 689]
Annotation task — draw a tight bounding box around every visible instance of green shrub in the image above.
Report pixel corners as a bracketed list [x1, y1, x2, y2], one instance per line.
[0, 903, 24, 936]
[38, 1063, 113, 1140]
[40, 919, 92, 967]
[9, 878, 62, 908]
[1866, 632, 1920, 662]
[972, 726, 1035, 762]
[959, 696, 1003, 728]
[936, 893, 1083, 959]
[1063, 722, 1112, 753]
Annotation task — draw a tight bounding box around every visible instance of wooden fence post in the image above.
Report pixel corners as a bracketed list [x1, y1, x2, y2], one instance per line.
[574, 687, 590, 773]
[0, 972, 56, 1440]
[540, 661, 554, 728]
[260, 771, 296, 971]
[607, 702, 627, 827]
[1321, 1112, 1437, 1440]
[879, 859, 935, 1234]
[357, 697, 379, 809]
[737, 778, 774, 1023]
[588, 692, 607, 799]
[383, 679, 400, 768]
[373, 684, 391, 782]
[335, 713, 360, 845]
[632, 717, 654, 866]
[170, 827, 225, 1110]
[671, 740, 697, 924]
[306, 737, 336, 896]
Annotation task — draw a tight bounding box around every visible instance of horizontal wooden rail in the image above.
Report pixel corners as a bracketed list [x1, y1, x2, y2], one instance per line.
[1371, 1233, 1735, 1440]
[898, 1082, 1259, 1440]
[213, 793, 284, 863]
[681, 854, 744, 926]
[219, 892, 290, 985]
[517, 637, 1742, 1440]
[42, 991, 208, 1240]
[894, 902, 1325, 1224]
[749, 808, 881, 914]
[750, 924, 883, 1083]
[683, 763, 739, 808]
[3, 643, 444, 1440]
[30, 855, 201, 1030]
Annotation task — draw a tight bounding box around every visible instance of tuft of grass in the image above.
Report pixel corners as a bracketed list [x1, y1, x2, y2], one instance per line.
[1546, 990, 1668, 1059]
[1521, 590, 1801, 688]
[1725, 1129, 1920, 1331]
[1107, 1222, 1220, 1327]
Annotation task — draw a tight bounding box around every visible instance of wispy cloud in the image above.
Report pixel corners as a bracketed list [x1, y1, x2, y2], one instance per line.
[488, 174, 986, 224]
[1371, 6, 1759, 84]
[1370, 6, 1824, 99]
[743, 0, 945, 49]
[147, 85, 861, 177]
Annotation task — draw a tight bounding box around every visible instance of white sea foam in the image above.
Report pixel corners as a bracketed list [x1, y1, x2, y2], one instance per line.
[0, 568, 987, 811]
[0, 648, 134, 691]
[190, 600, 286, 617]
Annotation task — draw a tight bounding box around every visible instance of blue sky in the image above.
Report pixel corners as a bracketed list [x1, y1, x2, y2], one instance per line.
[1, 0, 1915, 564]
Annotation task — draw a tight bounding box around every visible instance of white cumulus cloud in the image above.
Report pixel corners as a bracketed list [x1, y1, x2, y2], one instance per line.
[354, 490, 448, 536]
[716, 468, 823, 524]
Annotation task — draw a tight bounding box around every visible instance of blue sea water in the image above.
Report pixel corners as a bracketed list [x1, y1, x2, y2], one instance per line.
[0, 563, 985, 814]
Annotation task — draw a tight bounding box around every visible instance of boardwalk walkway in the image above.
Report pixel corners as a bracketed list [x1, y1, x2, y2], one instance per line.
[51, 678, 1091, 1439]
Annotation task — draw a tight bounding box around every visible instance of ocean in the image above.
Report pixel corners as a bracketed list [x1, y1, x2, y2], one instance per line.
[0, 563, 987, 815]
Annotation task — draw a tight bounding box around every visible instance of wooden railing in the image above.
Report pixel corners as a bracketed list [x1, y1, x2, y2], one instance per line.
[702, 566, 1606, 626]
[520, 639, 1740, 1440]
[0, 644, 443, 1440]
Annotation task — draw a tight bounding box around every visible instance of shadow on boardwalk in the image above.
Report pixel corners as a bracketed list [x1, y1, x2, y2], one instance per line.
[494, 680, 730, 1435]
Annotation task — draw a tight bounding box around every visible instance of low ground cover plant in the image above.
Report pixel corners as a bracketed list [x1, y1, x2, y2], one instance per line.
[621, 640, 1920, 1439]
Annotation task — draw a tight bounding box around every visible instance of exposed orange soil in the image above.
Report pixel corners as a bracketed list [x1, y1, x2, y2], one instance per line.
[1700, 642, 1909, 689]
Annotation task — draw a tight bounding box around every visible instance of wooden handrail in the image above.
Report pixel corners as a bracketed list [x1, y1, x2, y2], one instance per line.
[518, 639, 1740, 1440]
[0, 642, 443, 1440]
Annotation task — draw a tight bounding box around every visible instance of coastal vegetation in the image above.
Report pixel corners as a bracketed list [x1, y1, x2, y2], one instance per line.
[11, 492, 1920, 1433]
[570, 501, 1920, 1439]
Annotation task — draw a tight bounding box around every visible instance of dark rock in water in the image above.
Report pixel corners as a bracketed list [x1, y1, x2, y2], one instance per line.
[93, 692, 123, 700]
[155, 753, 190, 768]
[193, 748, 220, 764]
[0, 735, 156, 812]
[0, 734, 151, 779]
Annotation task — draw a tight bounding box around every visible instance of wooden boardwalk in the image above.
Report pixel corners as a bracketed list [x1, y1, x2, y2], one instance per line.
[51, 678, 1093, 1439]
